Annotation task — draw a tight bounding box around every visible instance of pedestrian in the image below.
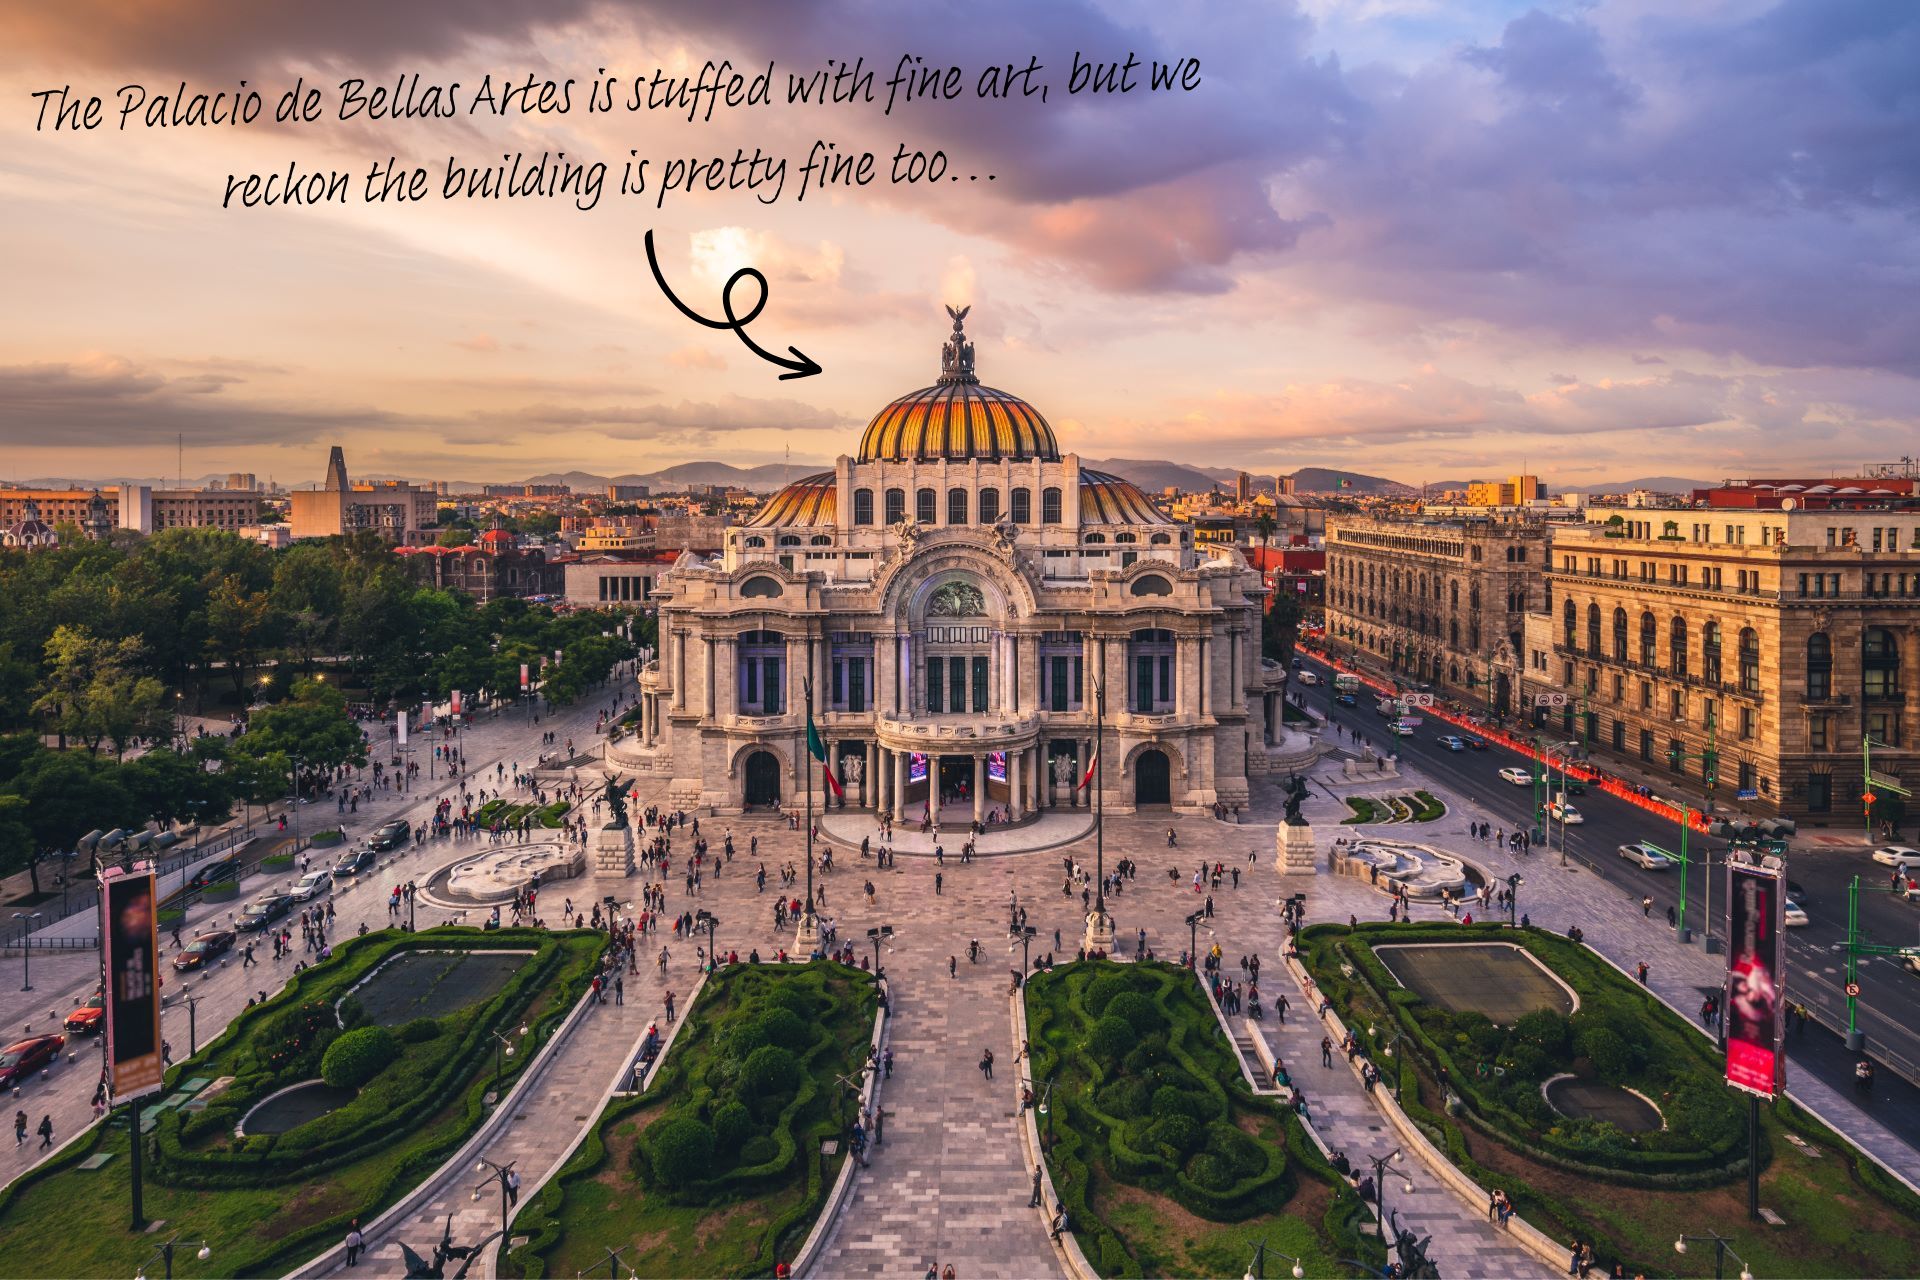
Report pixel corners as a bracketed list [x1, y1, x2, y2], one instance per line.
[935, 871, 943, 896]
[1636, 961, 1649, 986]
[950, 955, 958, 979]
[614, 974, 624, 1005]
[36, 1114, 52, 1149]
[1641, 895, 1652, 917]
[980, 1048, 994, 1080]
[1321, 1035, 1333, 1068]
[12, 1110, 24, 1146]
[1030, 1164, 1043, 1206]
[345, 1220, 364, 1267]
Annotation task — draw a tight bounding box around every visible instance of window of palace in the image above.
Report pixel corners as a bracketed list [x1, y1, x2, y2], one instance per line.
[737, 630, 786, 714]
[979, 487, 1001, 524]
[916, 487, 936, 524]
[853, 488, 874, 525]
[1010, 487, 1032, 523]
[1739, 628, 1760, 693]
[1128, 628, 1177, 713]
[885, 488, 906, 524]
[1807, 632, 1832, 700]
[922, 583, 990, 715]
[779, 535, 801, 547]
[830, 633, 873, 714]
[744, 536, 766, 548]
[1042, 487, 1062, 524]
[1041, 631, 1084, 711]
[741, 575, 782, 597]
[948, 487, 969, 525]
[1865, 627, 1901, 700]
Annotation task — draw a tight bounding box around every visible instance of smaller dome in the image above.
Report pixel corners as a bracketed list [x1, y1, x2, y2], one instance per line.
[1080, 471, 1171, 525]
[748, 472, 837, 528]
[479, 527, 515, 547]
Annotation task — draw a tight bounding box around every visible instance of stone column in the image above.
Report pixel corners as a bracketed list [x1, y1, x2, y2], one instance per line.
[1010, 746, 1024, 819]
[703, 637, 716, 718]
[1197, 635, 1208, 718]
[893, 749, 907, 822]
[1034, 745, 1046, 812]
[974, 754, 986, 823]
[865, 740, 878, 810]
[675, 632, 688, 710]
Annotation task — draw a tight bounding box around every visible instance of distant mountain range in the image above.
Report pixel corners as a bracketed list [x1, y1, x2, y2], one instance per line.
[1554, 476, 1712, 495]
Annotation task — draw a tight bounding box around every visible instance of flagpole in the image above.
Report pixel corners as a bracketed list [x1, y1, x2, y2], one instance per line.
[801, 675, 817, 956]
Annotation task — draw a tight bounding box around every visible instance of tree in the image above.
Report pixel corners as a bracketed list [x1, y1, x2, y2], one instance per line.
[0, 795, 33, 887]
[436, 527, 475, 547]
[32, 625, 149, 753]
[205, 573, 280, 700]
[230, 677, 368, 790]
[1264, 590, 1304, 664]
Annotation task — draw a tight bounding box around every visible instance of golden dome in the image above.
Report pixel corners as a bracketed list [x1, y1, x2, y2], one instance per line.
[856, 306, 1060, 464]
[1080, 470, 1172, 525]
[747, 471, 836, 528]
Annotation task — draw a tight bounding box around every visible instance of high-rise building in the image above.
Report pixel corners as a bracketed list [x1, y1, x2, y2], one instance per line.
[1235, 471, 1251, 503]
[1534, 507, 1920, 820]
[290, 446, 438, 541]
[1467, 474, 1545, 506]
[226, 473, 258, 491]
[608, 484, 651, 501]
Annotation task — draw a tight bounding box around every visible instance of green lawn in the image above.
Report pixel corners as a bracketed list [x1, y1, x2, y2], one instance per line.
[0, 928, 606, 1278]
[1409, 790, 1445, 821]
[506, 962, 878, 1279]
[1342, 797, 1379, 824]
[1024, 961, 1381, 1279]
[1301, 923, 1920, 1278]
[474, 799, 573, 829]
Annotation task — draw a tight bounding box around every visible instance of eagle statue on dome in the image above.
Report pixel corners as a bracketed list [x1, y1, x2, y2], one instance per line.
[940, 304, 976, 382]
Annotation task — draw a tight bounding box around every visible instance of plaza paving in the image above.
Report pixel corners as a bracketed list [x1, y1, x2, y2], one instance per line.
[5, 707, 1917, 1277]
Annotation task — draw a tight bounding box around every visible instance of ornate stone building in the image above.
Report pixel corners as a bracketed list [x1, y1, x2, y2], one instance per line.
[1323, 513, 1551, 711]
[614, 308, 1287, 817]
[1535, 510, 1920, 821]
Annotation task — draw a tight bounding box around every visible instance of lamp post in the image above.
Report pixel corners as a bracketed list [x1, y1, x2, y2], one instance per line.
[1185, 909, 1204, 969]
[1022, 1075, 1057, 1150]
[488, 1024, 527, 1090]
[1665, 741, 1719, 948]
[181, 990, 202, 1057]
[1084, 676, 1113, 954]
[695, 909, 720, 971]
[1675, 1232, 1753, 1280]
[1010, 924, 1036, 984]
[1504, 872, 1523, 928]
[591, 1244, 633, 1279]
[11, 912, 42, 990]
[135, 1234, 211, 1280]
[471, 1157, 518, 1240]
[1367, 1148, 1410, 1245]
[1243, 1238, 1306, 1280]
[797, 675, 821, 956]
[288, 750, 304, 852]
[865, 924, 893, 976]
[1370, 1024, 1407, 1103]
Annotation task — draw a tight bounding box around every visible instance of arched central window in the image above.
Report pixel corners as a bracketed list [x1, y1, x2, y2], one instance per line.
[1640, 612, 1657, 666]
[1010, 487, 1032, 523]
[978, 487, 1001, 525]
[1807, 632, 1832, 701]
[1562, 599, 1577, 649]
[947, 487, 969, 525]
[1670, 616, 1689, 677]
[1042, 486, 1062, 524]
[927, 581, 986, 617]
[1739, 627, 1760, 693]
[737, 630, 786, 715]
[1702, 622, 1722, 684]
[1612, 607, 1628, 662]
[915, 487, 936, 524]
[884, 488, 906, 524]
[1865, 627, 1901, 699]
[852, 488, 874, 526]
[1586, 603, 1602, 656]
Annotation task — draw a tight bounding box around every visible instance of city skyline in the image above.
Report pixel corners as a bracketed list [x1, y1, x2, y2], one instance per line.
[4, 0, 1915, 485]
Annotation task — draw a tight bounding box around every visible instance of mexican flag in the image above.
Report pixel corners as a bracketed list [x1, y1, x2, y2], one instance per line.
[1078, 749, 1099, 792]
[807, 717, 843, 798]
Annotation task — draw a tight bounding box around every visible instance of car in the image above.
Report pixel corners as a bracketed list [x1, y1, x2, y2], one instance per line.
[332, 846, 376, 878]
[1463, 736, 1487, 750]
[237, 893, 295, 932]
[290, 868, 333, 901]
[1335, 692, 1357, 706]
[1617, 842, 1678, 870]
[189, 857, 238, 891]
[1498, 767, 1533, 786]
[1783, 899, 1809, 927]
[171, 929, 237, 972]
[1547, 801, 1584, 825]
[367, 819, 411, 852]
[1437, 735, 1466, 752]
[1871, 845, 1920, 871]
[64, 996, 105, 1036]
[0, 1035, 65, 1089]
[1388, 720, 1417, 737]
[1295, 671, 1320, 686]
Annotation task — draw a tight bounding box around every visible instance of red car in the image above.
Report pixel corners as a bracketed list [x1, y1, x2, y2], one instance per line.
[171, 929, 237, 972]
[64, 997, 104, 1036]
[0, 1035, 65, 1088]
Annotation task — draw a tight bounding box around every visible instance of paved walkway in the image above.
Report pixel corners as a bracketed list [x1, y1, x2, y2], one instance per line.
[818, 808, 1094, 856]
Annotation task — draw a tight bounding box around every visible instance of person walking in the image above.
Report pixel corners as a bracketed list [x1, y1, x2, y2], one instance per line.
[12, 1110, 24, 1146]
[949, 955, 957, 979]
[1029, 1164, 1044, 1207]
[1321, 1035, 1334, 1069]
[35, 1114, 52, 1149]
[1636, 961, 1649, 986]
[1641, 895, 1653, 917]
[344, 1221, 364, 1267]
[980, 1048, 994, 1080]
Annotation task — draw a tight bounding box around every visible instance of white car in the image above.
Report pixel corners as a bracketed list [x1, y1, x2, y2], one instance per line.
[1295, 671, 1320, 686]
[1548, 801, 1584, 825]
[1436, 735, 1466, 752]
[1871, 845, 1920, 871]
[1498, 767, 1533, 786]
[289, 869, 333, 901]
[1783, 899, 1809, 927]
[1617, 842, 1677, 870]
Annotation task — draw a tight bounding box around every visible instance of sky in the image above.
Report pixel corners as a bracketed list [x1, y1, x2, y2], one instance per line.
[1, 0, 1915, 489]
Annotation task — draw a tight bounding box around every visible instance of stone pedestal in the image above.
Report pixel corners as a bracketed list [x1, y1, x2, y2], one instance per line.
[794, 911, 821, 956]
[1276, 821, 1319, 876]
[595, 822, 635, 876]
[1082, 908, 1115, 955]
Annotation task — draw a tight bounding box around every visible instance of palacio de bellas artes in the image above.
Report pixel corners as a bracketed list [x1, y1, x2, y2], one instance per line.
[615, 307, 1306, 822]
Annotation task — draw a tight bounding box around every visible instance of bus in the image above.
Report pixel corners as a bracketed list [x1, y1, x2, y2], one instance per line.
[1333, 673, 1361, 694]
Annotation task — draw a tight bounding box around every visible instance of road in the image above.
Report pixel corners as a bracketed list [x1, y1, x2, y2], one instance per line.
[1296, 650, 1920, 1154]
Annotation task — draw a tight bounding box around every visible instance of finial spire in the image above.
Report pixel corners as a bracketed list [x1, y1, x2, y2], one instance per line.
[939, 304, 977, 384]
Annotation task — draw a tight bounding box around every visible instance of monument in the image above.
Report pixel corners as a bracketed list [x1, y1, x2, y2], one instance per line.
[1275, 773, 1319, 876]
[595, 774, 636, 876]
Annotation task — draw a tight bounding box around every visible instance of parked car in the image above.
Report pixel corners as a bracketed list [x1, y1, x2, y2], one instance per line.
[171, 929, 237, 972]
[1783, 899, 1809, 927]
[1617, 842, 1678, 870]
[332, 847, 376, 878]
[0, 1035, 65, 1089]
[1463, 736, 1487, 750]
[1548, 801, 1584, 825]
[1498, 767, 1533, 786]
[1335, 693, 1358, 707]
[367, 819, 411, 852]
[1295, 670, 1320, 686]
[1388, 719, 1418, 737]
[1436, 735, 1466, 752]
[237, 893, 295, 932]
[290, 869, 333, 901]
[64, 996, 105, 1036]
[1871, 845, 1920, 872]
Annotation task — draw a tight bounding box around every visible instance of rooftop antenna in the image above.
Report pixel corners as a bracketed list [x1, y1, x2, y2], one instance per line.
[177, 433, 183, 489]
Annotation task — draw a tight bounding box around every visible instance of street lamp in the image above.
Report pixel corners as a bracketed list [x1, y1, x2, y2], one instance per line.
[489, 1024, 528, 1089]
[1504, 871, 1523, 929]
[181, 990, 202, 1057]
[865, 924, 893, 976]
[11, 912, 42, 990]
[1370, 1024, 1407, 1103]
[1243, 1238, 1306, 1280]
[1010, 924, 1037, 985]
[1366, 1149, 1411, 1244]
[135, 1234, 211, 1280]
[1675, 1232, 1753, 1280]
[1084, 676, 1113, 954]
[1021, 1076, 1057, 1150]
[1185, 909, 1204, 969]
[471, 1157, 518, 1240]
[1667, 741, 1721, 952]
[694, 909, 720, 971]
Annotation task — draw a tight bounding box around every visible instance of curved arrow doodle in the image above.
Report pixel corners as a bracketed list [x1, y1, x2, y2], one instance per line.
[643, 229, 823, 381]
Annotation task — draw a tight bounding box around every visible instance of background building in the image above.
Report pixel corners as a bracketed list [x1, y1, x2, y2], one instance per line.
[289, 447, 438, 542]
[0, 485, 258, 534]
[1466, 474, 1545, 506]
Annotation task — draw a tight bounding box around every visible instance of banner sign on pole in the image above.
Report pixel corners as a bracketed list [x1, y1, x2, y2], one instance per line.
[1725, 861, 1785, 1099]
[451, 689, 463, 719]
[396, 712, 408, 747]
[520, 663, 530, 690]
[100, 866, 164, 1100]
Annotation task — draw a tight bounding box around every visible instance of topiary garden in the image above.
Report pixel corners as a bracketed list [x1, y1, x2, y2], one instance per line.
[1024, 960, 1380, 1279]
[505, 961, 878, 1279]
[0, 927, 606, 1278]
[1302, 922, 1920, 1278]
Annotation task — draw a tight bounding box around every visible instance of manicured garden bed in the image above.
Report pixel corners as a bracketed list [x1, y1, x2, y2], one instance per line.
[0, 927, 606, 1278]
[1301, 922, 1920, 1278]
[474, 799, 573, 829]
[506, 961, 878, 1279]
[1024, 960, 1379, 1279]
[1342, 797, 1379, 824]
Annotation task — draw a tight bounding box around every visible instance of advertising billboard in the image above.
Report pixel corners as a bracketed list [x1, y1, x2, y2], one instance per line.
[1724, 861, 1785, 1099]
[988, 751, 1007, 783]
[100, 866, 164, 1100]
[909, 752, 928, 784]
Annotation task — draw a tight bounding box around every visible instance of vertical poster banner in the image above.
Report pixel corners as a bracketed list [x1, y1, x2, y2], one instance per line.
[520, 662, 530, 691]
[396, 709, 408, 747]
[1724, 862, 1785, 1098]
[451, 688, 463, 720]
[100, 866, 163, 1100]
[422, 698, 434, 728]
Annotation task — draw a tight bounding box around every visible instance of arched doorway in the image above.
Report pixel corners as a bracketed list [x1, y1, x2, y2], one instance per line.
[743, 751, 781, 808]
[1135, 749, 1171, 806]
[1494, 673, 1512, 716]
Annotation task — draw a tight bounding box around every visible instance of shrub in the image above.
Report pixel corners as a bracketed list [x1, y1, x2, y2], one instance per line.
[1088, 1014, 1134, 1062]
[738, 1133, 778, 1167]
[1185, 1152, 1233, 1191]
[726, 1021, 771, 1062]
[740, 1045, 801, 1098]
[1084, 972, 1132, 1017]
[757, 1008, 810, 1051]
[650, 1117, 716, 1185]
[398, 1017, 441, 1044]
[764, 983, 814, 1018]
[1208, 1123, 1268, 1178]
[1102, 1077, 1153, 1119]
[1149, 1113, 1205, 1159]
[711, 1100, 753, 1153]
[1150, 1086, 1209, 1121]
[1106, 991, 1162, 1036]
[1576, 1027, 1633, 1083]
[320, 1025, 396, 1089]
[1512, 1008, 1570, 1057]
